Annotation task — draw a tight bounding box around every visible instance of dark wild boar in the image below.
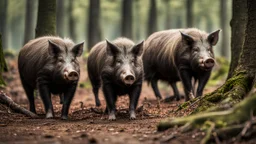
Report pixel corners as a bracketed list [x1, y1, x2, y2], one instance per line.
[87, 38, 144, 120]
[18, 36, 84, 119]
[143, 28, 220, 101]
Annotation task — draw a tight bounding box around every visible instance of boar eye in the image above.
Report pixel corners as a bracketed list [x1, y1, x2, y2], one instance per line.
[58, 57, 64, 62]
[193, 47, 199, 53]
[116, 59, 122, 64]
[131, 59, 135, 65]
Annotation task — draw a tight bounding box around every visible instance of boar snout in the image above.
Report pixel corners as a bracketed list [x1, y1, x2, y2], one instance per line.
[64, 69, 79, 81]
[204, 58, 215, 68]
[121, 71, 136, 85]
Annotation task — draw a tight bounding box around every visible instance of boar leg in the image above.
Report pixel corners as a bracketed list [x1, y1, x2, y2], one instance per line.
[38, 84, 54, 118]
[170, 83, 180, 101]
[59, 93, 64, 104]
[93, 86, 101, 107]
[22, 82, 36, 113]
[128, 84, 142, 120]
[102, 84, 117, 120]
[179, 70, 193, 101]
[61, 84, 77, 120]
[151, 78, 162, 99]
[196, 73, 211, 97]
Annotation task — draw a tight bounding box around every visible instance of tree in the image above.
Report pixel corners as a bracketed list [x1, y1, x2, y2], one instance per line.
[158, 1, 256, 142]
[164, 0, 171, 29]
[147, 0, 157, 36]
[57, 0, 64, 37]
[220, 0, 229, 58]
[0, 34, 7, 86]
[0, 0, 8, 49]
[87, 0, 101, 51]
[121, 0, 133, 39]
[68, 0, 77, 42]
[186, 0, 194, 27]
[35, 0, 56, 38]
[24, 0, 37, 44]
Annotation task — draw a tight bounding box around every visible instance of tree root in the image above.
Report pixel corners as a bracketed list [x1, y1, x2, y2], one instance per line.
[0, 91, 38, 118]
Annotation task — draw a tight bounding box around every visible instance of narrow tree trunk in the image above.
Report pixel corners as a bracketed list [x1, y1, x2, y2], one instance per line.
[0, 34, 7, 86]
[147, 0, 157, 36]
[0, 0, 8, 49]
[164, 0, 171, 29]
[57, 0, 64, 37]
[24, 0, 36, 44]
[87, 0, 101, 51]
[186, 0, 194, 27]
[220, 0, 229, 58]
[36, 0, 56, 38]
[227, 0, 247, 79]
[121, 0, 133, 39]
[134, 0, 141, 41]
[68, 0, 76, 42]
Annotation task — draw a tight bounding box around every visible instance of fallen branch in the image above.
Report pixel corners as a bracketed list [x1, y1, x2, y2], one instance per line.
[0, 91, 38, 118]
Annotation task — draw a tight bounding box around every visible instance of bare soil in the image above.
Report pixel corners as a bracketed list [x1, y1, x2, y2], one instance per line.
[0, 58, 229, 144]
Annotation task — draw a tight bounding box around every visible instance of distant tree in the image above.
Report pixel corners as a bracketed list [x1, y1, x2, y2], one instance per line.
[0, 0, 8, 49]
[147, 0, 157, 36]
[134, 0, 141, 41]
[24, 0, 36, 44]
[36, 0, 56, 37]
[220, 0, 229, 58]
[68, 0, 77, 42]
[88, 0, 101, 51]
[164, 0, 171, 29]
[186, 0, 194, 27]
[0, 34, 7, 86]
[121, 0, 133, 39]
[57, 0, 64, 37]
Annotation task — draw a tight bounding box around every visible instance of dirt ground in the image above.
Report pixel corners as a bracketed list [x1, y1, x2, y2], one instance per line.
[0, 58, 236, 144]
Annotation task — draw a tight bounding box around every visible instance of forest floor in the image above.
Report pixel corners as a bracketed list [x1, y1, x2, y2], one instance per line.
[0, 58, 249, 144]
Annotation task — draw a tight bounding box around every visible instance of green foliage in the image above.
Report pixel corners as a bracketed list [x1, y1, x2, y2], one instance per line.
[4, 49, 16, 58]
[0, 34, 8, 86]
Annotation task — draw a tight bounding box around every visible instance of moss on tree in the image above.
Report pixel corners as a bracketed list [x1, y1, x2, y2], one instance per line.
[0, 34, 8, 86]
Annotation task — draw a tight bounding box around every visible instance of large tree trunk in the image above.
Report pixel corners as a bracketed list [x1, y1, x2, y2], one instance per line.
[227, 0, 247, 79]
[186, 0, 194, 27]
[0, 34, 7, 86]
[158, 1, 256, 142]
[57, 0, 64, 37]
[68, 0, 76, 42]
[164, 0, 171, 30]
[35, 0, 56, 38]
[220, 0, 229, 58]
[0, 0, 8, 49]
[147, 0, 157, 36]
[121, 0, 133, 39]
[87, 0, 101, 51]
[24, 0, 37, 44]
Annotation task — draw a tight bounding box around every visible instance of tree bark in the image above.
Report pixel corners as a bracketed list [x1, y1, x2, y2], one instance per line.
[0, 0, 8, 49]
[186, 0, 194, 27]
[228, 0, 247, 79]
[69, 0, 76, 42]
[220, 0, 229, 58]
[0, 34, 7, 86]
[87, 0, 101, 51]
[147, 0, 157, 36]
[57, 0, 64, 37]
[164, 0, 171, 30]
[121, 0, 133, 39]
[24, 0, 36, 44]
[36, 0, 56, 38]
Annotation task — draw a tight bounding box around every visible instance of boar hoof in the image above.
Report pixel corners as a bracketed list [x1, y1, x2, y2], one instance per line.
[129, 111, 136, 120]
[46, 111, 54, 119]
[108, 114, 116, 121]
[61, 115, 68, 120]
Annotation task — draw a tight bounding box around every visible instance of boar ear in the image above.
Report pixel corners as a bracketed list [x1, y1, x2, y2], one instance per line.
[48, 40, 61, 56]
[180, 31, 194, 45]
[207, 29, 221, 46]
[131, 41, 144, 56]
[72, 41, 84, 57]
[106, 39, 120, 56]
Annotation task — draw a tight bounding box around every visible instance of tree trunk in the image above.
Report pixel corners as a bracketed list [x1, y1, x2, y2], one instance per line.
[134, 0, 141, 41]
[87, 0, 101, 51]
[57, 0, 64, 37]
[220, 0, 229, 58]
[147, 0, 157, 36]
[227, 0, 247, 79]
[35, 0, 56, 38]
[164, 0, 171, 29]
[0, 34, 7, 86]
[68, 0, 76, 42]
[121, 0, 133, 39]
[0, 0, 8, 49]
[186, 0, 194, 27]
[24, 0, 36, 44]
